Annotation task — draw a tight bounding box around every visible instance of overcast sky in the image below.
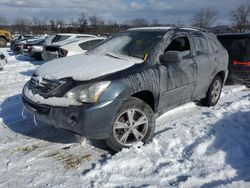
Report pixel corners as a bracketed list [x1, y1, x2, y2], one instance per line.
[0, 0, 249, 25]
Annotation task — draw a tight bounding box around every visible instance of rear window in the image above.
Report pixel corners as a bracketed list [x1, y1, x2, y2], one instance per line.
[52, 35, 70, 43]
[79, 39, 104, 50]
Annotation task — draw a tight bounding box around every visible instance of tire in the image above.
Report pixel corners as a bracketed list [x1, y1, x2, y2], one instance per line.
[0, 37, 7, 47]
[106, 97, 155, 152]
[200, 76, 222, 107]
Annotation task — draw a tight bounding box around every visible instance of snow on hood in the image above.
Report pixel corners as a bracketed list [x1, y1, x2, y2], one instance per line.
[35, 54, 142, 81]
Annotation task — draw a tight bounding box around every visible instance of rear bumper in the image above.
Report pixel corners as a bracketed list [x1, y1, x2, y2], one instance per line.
[41, 51, 58, 62]
[22, 96, 123, 139]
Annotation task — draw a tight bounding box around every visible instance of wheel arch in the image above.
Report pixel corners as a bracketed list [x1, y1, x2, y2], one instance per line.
[216, 71, 226, 84]
[131, 90, 155, 113]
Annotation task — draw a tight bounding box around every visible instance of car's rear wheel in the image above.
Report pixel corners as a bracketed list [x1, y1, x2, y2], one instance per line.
[106, 97, 155, 152]
[0, 37, 7, 47]
[200, 76, 222, 106]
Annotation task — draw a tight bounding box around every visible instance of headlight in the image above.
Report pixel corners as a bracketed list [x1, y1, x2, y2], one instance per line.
[64, 81, 111, 103]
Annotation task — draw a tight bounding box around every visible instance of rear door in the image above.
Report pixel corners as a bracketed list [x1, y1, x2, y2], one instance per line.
[191, 34, 211, 99]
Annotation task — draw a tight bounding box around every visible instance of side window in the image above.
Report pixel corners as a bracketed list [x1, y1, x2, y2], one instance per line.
[79, 39, 103, 50]
[164, 36, 191, 54]
[193, 36, 208, 55]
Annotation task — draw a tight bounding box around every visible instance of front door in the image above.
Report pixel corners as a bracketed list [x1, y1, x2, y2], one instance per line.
[158, 34, 197, 111]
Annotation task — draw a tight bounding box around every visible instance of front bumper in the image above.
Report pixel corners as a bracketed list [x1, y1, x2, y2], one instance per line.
[22, 96, 123, 139]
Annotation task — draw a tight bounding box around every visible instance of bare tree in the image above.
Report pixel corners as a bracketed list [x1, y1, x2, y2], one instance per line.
[78, 12, 88, 32]
[151, 19, 160, 26]
[130, 18, 149, 27]
[89, 15, 104, 26]
[192, 8, 217, 28]
[14, 18, 30, 34]
[89, 15, 105, 34]
[0, 16, 8, 27]
[231, 4, 250, 32]
[56, 19, 65, 32]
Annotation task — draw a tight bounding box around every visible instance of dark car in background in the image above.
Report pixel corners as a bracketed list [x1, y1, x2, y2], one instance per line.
[22, 39, 45, 60]
[10, 35, 36, 52]
[23, 27, 228, 151]
[41, 33, 98, 62]
[11, 38, 39, 54]
[217, 33, 250, 87]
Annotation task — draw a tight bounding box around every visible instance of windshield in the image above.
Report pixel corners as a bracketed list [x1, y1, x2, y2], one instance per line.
[88, 31, 166, 59]
[52, 35, 71, 43]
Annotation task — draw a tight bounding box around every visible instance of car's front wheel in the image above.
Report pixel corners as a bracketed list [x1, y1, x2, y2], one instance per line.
[0, 37, 7, 47]
[106, 97, 155, 152]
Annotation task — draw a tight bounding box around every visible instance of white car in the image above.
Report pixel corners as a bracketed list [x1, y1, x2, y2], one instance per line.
[0, 52, 7, 70]
[58, 37, 105, 58]
[52, 33, 97, 42]
[42, 33, 98, 62]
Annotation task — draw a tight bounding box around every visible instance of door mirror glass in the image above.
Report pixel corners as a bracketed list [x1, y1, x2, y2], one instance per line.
[159, 51, 182, 64]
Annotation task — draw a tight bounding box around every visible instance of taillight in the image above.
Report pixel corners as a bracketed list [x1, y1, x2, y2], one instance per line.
[58, 48, 68, 58]
[233, 61, 250, 67]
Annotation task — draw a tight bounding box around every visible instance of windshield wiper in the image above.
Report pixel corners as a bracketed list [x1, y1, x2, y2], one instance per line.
[105, 53, 127, 60]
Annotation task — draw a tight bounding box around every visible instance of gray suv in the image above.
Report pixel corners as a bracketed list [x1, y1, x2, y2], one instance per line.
[22, 27, 228, 151]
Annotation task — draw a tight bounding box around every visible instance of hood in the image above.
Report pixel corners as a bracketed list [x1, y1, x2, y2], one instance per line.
[34, 54, 143, 81]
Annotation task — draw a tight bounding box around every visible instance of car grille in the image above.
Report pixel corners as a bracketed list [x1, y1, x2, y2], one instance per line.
[29, 76, 65, 97]
[23, 97, 50, 115]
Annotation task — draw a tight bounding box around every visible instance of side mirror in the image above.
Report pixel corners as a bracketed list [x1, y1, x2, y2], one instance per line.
[159, 51, 182, 64]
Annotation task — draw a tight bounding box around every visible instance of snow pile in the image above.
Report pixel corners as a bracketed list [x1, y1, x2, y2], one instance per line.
[79, 89, 250, 187]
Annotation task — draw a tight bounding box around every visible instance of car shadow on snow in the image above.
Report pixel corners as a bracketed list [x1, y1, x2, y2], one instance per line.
[19, 70, 35, 77]
[0, 94, 76, 144]
[1, 94, 111, 151]
[15, 54, 43, 65]
[183, 109, 250, 187]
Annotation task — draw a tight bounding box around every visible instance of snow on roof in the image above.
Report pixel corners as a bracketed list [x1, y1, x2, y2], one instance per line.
[55, 33, 97, 37]
[128, 26, 207, 33]
[128, 27, 172, 31]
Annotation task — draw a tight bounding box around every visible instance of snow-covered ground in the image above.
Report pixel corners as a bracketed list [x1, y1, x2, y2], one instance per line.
[0, 47, 249, 188]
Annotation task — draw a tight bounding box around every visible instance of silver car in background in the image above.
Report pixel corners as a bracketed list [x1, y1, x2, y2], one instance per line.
[58, 37, 105, 58]
[41, 33, 97, 62]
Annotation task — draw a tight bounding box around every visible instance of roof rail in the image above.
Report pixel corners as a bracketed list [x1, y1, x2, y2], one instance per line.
[175, 26, 208, 32]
